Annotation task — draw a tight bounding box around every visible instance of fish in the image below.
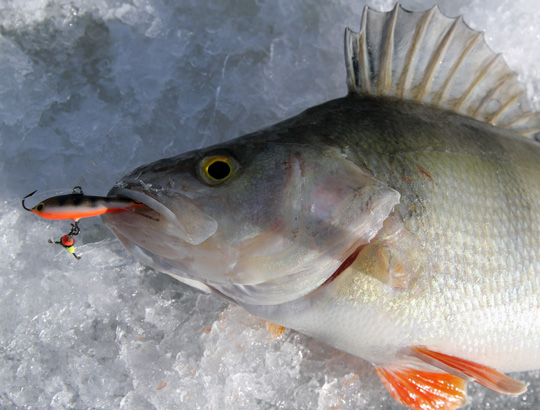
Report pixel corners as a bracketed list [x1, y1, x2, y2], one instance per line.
[101, 4, 540, 410]
[22, 186, 145, 222]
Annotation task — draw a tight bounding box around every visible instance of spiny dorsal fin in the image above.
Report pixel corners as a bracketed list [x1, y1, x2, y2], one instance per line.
[345, 4, 540, 138]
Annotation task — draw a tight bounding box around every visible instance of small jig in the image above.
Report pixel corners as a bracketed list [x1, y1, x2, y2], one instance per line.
[48, 229, 81, 260]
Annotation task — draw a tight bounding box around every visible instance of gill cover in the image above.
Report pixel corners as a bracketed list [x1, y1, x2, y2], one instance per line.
[212, 149, 400, 305]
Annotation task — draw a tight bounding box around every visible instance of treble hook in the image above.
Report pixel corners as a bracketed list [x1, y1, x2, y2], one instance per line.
[22, 189, 38, 212]
[48, 233, 82, 260]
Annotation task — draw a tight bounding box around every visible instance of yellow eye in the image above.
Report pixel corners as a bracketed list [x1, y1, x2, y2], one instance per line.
[35, 203, 45, 212]
[199, 155, 237, 185]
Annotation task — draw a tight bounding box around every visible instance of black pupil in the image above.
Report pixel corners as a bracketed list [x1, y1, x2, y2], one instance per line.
[208, 161, 231, 180]
[37, 204, 44, 211]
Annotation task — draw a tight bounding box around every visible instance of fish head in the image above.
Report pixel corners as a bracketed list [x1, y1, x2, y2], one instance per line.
[103, 137, 400, 305]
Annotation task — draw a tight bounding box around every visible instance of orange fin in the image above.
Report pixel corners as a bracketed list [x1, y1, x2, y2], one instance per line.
[375, 365, 467, 410]
[406, 346, 527, 395]
[265, 322, 286, 340]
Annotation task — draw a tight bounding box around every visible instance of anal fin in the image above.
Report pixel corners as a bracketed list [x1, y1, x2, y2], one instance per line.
[375, 365, 467, 410]
[406, 346, 527, 395]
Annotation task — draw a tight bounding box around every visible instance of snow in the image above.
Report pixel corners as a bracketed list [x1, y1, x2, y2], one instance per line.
[1, 0, 539, 409]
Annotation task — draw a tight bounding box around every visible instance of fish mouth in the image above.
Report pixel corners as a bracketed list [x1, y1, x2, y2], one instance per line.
[105, 186, 218, 246]
[103, 184, 236, 296]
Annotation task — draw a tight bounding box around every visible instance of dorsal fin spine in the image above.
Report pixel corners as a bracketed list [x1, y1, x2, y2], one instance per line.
[453, 54, 501, 112]
[471, 74, 511, 119]
[415, 16, 460, 102]
[377, 5, 399, 94]
[487, 91, 523, 124]
[359, 8, 371, 93]
[501, 111, 540, 128]
[345, 8, 371, 94]
[433, 31, 482, 105]
[397, 8, 435, 98]
[344, 28, 357, 92]
[522, 126, 540, 137]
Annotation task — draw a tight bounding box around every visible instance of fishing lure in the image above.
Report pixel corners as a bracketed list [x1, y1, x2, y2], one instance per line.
[22, 186, 144, 224]
[22, 186, 145, 259]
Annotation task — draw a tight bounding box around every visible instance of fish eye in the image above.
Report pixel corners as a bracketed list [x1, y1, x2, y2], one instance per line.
[35, 203, 45, 212]
[199, 155, 237, 185]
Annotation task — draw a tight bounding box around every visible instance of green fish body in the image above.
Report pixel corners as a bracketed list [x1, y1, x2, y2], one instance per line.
[103, 4, 540, 409]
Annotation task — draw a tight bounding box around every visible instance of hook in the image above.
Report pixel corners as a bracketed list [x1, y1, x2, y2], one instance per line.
[22, 190, 38, 211]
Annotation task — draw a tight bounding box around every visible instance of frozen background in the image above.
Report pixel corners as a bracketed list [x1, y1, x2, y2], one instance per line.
[1, 0, 539, 408]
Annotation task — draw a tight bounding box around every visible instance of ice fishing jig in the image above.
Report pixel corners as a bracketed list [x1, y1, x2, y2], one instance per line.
[22, 186, 144, 259]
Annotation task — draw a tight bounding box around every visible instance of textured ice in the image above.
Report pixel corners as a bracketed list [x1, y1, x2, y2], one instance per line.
[2, 0, 540, 409]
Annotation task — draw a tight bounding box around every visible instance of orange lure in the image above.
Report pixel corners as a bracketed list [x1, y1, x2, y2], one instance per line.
[22, 186, 144, 222]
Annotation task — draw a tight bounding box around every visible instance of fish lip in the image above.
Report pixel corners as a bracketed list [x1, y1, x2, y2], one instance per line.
[107, 186, 183, 228]
[107, 185, 218, 245]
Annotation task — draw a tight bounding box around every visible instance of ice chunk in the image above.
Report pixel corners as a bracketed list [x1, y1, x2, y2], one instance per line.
[1, 0, 539, 409]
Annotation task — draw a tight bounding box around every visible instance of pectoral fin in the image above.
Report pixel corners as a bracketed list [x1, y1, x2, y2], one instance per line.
[354, 213, 421, 289]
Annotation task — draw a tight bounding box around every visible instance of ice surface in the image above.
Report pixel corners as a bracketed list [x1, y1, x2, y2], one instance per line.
[1, 0, 540, 409]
